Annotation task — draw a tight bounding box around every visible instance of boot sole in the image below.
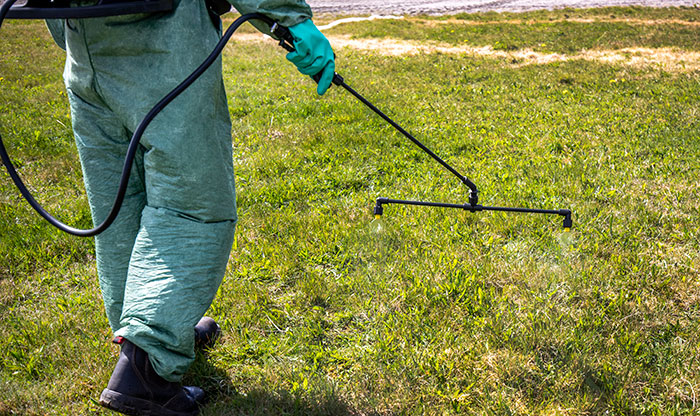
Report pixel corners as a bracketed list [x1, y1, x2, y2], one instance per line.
[99, 389, 199, 416]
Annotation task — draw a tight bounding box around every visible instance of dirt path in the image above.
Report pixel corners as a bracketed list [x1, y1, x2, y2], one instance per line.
[306, 0, 698, 15]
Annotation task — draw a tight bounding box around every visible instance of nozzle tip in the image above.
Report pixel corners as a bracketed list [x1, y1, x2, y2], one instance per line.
[375, 214, 382, 220]
[564, 227, 570, 232]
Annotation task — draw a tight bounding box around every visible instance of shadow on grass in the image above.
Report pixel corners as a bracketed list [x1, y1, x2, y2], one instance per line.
[187, 352, 367, 416]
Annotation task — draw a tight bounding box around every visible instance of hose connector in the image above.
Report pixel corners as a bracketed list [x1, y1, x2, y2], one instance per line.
[468, 189, 478, 207]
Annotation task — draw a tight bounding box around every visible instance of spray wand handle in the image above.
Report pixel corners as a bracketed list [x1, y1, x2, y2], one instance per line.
[270, 22, 344, 87]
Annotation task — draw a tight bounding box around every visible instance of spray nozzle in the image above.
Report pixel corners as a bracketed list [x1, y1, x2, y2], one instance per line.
[561, 210, 572, 231]
[373, 199, 385, 219]
[370, 201, 386, 234]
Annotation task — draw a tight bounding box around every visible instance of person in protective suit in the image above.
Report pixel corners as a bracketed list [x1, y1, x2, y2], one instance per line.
[44, 0, 334, 414]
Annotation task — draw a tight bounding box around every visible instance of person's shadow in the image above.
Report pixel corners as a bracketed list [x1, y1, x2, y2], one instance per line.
[186, 351, 376, 416]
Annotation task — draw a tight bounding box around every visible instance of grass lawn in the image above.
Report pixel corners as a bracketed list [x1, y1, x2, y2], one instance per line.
[1, 6, 699, 415]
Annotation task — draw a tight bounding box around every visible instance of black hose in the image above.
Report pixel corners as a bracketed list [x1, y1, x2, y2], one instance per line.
[0, 11, 274, 236]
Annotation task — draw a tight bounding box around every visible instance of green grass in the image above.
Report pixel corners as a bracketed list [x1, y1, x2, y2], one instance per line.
[2, 7, 700, 415]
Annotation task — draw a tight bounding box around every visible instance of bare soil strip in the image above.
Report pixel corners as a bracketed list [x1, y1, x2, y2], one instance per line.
[317, 15, 404, 30]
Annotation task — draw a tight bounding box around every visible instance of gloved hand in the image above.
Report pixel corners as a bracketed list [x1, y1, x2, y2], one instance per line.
[286, 19, 335, 95]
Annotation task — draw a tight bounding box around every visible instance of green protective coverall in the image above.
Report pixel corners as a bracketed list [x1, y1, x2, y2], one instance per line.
[45, 0, 311, 382]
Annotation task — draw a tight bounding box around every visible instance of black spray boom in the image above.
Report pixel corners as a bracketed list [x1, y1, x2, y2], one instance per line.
[373, 198, 572, 230]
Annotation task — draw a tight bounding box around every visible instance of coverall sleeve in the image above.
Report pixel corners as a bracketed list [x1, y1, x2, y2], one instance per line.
[226, 0, 312, 34]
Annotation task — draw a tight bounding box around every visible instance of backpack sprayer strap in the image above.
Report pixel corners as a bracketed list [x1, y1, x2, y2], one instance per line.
[2, 0, 173, 18]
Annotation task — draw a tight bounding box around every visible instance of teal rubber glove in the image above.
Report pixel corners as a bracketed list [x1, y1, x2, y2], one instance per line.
[286, 19, 335, 95]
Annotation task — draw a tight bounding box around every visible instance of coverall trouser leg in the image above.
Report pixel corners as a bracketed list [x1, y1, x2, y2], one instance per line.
[57, 0, 237, 381]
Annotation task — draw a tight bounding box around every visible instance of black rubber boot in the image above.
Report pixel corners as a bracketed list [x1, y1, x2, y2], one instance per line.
[99, 338, 204, 416]
[194, 317, 221, 350]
